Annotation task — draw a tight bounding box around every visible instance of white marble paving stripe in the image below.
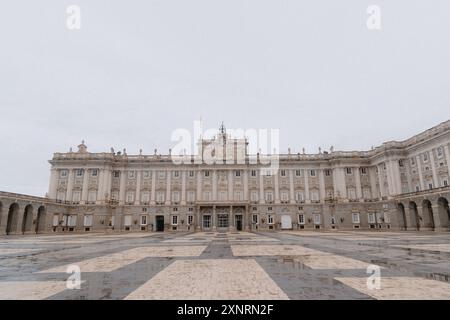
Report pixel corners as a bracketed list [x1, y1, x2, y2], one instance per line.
[0, 248, 38, 255]
[231, 244, 325, 256]
[296, 254, 382, 270]
[335, 277, 450, 300]
[391, 244, 450, 253]
[125, 259, 289, 300]
[0, 281, 82, 300]
[38, 245, 207, 273]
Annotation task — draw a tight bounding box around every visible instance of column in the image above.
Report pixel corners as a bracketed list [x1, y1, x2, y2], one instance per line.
[429, 151, 439, 188]
[243, 170, 249, 201]
[406, 161, 413, 193]
[274, 170, 280, 203]
[228, 170, 233, 201]
[318, 169, 326, 203]
[212, 171, 218, 201]
[150, 170, 156, 205]
[289, 169, 295, 204]
[229, 206, 233, 231]
[81, 169, 89, 204]
[181, 170, 186, 205]
[96, 169, 105, 204]
[104, 168, 112, 201]
[197, 170, 202, 201]
[332, 167, 346, 200]
[369, 166, 378, 199]
[304, 169, 310, 203]
[165, 170, 171, 205]
[377, 165, 385, 198]
[212, 205, 216, 231]
[48, 168, 58, 199]
[259, 170, 264, 204]
[444, 145, 450, 181]
[416, 155, 425, 191]
[432, 204, 442, 230]
[134, 170, 142, 205]
[388, 160, 402, 196]
[354, 167, 362, 201]
[119, 169, 126, 205]
[66, 169, 74, 202]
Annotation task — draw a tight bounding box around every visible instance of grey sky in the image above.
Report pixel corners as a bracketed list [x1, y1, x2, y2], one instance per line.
[1, 0, 449, 196]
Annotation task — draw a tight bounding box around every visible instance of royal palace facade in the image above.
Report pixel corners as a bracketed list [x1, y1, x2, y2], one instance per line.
[1, 121, 450, 235]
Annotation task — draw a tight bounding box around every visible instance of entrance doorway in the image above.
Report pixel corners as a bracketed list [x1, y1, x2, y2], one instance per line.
[203, 215, 211, 230]
[217, 214, 229, 230]
[235, 215, 243, 231]
[155, 215, 164, 232]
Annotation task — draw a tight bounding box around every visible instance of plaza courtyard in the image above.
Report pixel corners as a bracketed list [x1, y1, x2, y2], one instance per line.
[0, 230, 450, 300]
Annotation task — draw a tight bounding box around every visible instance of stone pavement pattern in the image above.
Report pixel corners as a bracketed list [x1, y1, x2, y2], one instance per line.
[0, 231, 450, 300]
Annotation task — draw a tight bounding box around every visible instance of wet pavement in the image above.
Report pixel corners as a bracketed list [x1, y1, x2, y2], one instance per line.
[0, 230, 449, 299]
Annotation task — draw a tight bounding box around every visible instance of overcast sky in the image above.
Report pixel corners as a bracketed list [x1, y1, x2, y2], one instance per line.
[0, 0, 449, 196]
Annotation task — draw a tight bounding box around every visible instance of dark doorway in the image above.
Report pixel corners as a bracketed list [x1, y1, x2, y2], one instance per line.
[6, 203, 20, 235]
[235, 215, 243, 231]
[156, 215, 164, 232]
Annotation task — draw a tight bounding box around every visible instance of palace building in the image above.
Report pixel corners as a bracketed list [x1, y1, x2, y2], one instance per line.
[1, 121, 450, 235]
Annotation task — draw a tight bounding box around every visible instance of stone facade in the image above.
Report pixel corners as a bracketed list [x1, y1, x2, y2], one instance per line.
[1, 121, 450, 235]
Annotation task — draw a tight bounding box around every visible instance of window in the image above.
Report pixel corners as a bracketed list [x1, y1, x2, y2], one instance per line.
[72, 191, 81, 203]
[411, 158, 415, 165]
[124, 215, 132, 227]
[188, 207, 194, 212]
[114, 171, 120, 178]
[324, 169, 331, 176]
[172, 191, 180, 203]
[219, 191, 227, 201]
[437, 147, 444, 158]
[60, 170, 68, 178]
[143, 171, 150, 178]
[398, 160, 404, 167]
[203, 215, 211, 228]
[91, 169, 98, 177]
[352, 213, 360, 224]
[187, 191, 195, 202]
[444, 180, 448, 187]
[235, 170, 241, 177]
[423, 152, 428, 162]
[57, 191, 66, 202]
[415, 185, 420, 192]
[281, 192, 289, 202]
[140, 215, 147, 225]
[68, 215, 77, 227]
[126, 192, 135, 204]
[346, 168, 352, 175]
[128, 171, 135, 179]
[310, 170, 316, 177]
[141, 192, 150, 204]
[295, 192, 304, 202]
[331, 217, 336, 225]
[88, 191, 97, 203]
[171, 215, 178, 225]
[82, 215, 93, 227]
[265, 192, 273, 202]
[76, 169, 83, 177]
[428, 183, 433, 190]
[204, 171, 210, 177]
[368, 213, 376, 224]
[234, 191, 243, 201]
[52, 214, 59, 227]
[158, 171, 166, 179]
[313, 214, 321, 225]
[265, 170, 272, 176]
[252, 214, 259, 224]
[268, 206, 272, 211]
[156, 192, 165, 203]
[363, 188, 371, 199]
[188, 215, 193, 225]
[203, 192, 211, 201]
[298, 214, 305, 225]
[189, 171, 195, 177]
[384, 213, 391, 224]
[267, 214, 274, 225]
[311, 191, 319, 201]
[251, 191, 258, 202]
[280, 170, 286, 177]
[347, 188, 356, 200]
[360, 167, 367, 175]
[295, 170, 301, 177]
[251, 170, 257, 177]
[173, 171, 179, 178]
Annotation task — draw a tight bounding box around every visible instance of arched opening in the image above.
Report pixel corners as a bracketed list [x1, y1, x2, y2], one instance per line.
[36, 206, 47, 233]
[422, 200, 435, 230]
[22, 204, 34, 234]
[6, 203, 20, 235]
[437, 197, 450, 229]
[409, 201, 420, 231]
[397, 203, 407, 230]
